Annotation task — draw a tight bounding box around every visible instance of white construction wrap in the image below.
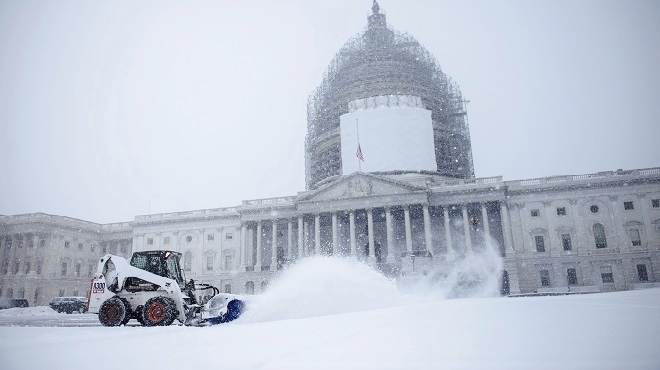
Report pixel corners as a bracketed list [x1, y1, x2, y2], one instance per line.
[340, 95, 436, 174]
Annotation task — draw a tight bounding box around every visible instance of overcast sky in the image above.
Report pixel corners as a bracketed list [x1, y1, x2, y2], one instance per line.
[1, 0, 659, 224]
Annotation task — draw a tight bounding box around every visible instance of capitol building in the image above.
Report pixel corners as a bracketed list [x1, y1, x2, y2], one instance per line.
[2, 2, 659, 306]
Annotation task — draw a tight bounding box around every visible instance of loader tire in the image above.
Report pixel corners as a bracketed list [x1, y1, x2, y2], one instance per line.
[99, 297, 127, 327]
[142, 297, 177, 327]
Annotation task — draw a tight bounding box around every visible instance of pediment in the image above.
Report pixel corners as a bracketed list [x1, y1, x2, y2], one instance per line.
[299, 173, 426, 202]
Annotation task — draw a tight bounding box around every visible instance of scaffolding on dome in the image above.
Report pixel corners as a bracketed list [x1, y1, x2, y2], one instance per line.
[305, 3, 475, 190]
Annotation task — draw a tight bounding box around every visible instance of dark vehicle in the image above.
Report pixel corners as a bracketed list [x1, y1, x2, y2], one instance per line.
[0, 298, 30, 309]
[49, 297, 88, 313]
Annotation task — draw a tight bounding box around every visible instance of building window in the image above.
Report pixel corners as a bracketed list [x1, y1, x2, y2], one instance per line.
[600, 266, 614, 283]
[164, 237, 170, 245]
[17, 236, 23, 248]
[13, 259, 20, 275]
[540, 270, 550, 286]
[186, 236, 193, 243]
[39, 239, 45, 247]
[28, 238, 34, 248]
[534, 235, 545, 252]
[530, 209, 540, 217]
[64, 241, 70, 248]
[224, 284, 232, 294]
[561, 234, 572, 251]
[1, 261, 8, 275]
[207, 234, 214, 241]
[7, 288, 13, 298]
[147, 238, 153, 245]
[623, 201, 634, 210]
[61, 262, 68, 276]
[120, 244, 127, 254]
[78, 243, 83, 250]
[593, 223, 607, 248]
[73, 290, 79, 297]
[34, 288, 40, 305]
[18, 288, 25, 298]
[226, 233, 233, 240]
[567, 268, 578, 285]
[636, 264, 648, 282]
[245, 281, 254, 294]
[652, 199, 660, 208]
[629, 228, 642, 246]
[88, 264, 95, 278]
[590, 205, 599, 213]
[36, 261, 42, 275]
[556, 207, 566, 216]
[75, 263, 81, 277]
[25, 260, 31, 274]
[59, 289, 65, 297]
[184, 252, 192, 271]
[224, 255, 234, 271]
[206, 256, 214, 271]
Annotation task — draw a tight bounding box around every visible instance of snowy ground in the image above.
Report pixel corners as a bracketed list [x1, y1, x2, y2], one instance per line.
[1, 257, 659, 370]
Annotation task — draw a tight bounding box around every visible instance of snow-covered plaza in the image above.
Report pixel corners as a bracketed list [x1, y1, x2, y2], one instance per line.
[1, 257, 658, 370]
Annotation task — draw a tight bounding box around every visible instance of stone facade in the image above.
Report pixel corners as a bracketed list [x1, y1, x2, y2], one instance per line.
[2, 168, 658, 306]
[0, 214, 132, 306]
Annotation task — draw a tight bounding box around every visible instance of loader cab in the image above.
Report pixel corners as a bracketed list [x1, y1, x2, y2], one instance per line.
[129, 251, 185, 286]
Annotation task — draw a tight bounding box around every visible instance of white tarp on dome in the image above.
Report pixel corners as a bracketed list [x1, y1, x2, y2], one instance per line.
[340, 95, 436, 174]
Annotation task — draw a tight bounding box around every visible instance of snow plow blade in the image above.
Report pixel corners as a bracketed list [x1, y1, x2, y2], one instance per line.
[202, 294, 246, 325]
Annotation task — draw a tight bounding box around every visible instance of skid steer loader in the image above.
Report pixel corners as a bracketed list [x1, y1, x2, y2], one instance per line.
[87, 250, 245, 327]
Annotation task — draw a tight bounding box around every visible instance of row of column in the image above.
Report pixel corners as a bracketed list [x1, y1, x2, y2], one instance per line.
[239, 201, 514, 271]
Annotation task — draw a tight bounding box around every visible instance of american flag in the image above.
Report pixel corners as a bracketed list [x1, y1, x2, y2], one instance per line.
[356, 144, 364, 161]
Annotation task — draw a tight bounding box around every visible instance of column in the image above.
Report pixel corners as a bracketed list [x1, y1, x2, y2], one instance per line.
[239, 224, 247, 270]
[543, 201, 560, 257]
[287, 219, 293, 261]
[385, 207, 395, 263]
[297, 216, 304, 259]
[367, 208, 375, 260]
[271, 220, 278, 268]
[481, 203, 491, 241]
[569, 199, 583, 253]
[255, 221, 262, 271]
[609, 196, 626, 252]
[462, 204, 473, 253]
[332, 212, 339, 256]
[638, 194, 655, 248]
[515, 203, 528, 253]
[423, 205, 432, 253]
[443, 206, 454, 260]
[500, 201, 515, 256]
[314, 213, 321, 255]
[304, 220, 310, 256]
[404, 206, 413, 253]
[349, 211, 357, 257]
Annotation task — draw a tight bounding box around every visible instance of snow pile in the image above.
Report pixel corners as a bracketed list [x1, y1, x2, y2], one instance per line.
[240, 256, 399, 323]
[0, 306, 61, 317]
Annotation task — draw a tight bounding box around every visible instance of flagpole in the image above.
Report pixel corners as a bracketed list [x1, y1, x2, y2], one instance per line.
[356, 119, 361, 172]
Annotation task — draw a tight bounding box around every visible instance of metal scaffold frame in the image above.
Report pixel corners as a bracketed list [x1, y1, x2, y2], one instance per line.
[305, 5, 475, 189]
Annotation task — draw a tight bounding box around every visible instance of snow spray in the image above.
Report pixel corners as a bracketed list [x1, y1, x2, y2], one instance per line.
[238, 257, 399, 323]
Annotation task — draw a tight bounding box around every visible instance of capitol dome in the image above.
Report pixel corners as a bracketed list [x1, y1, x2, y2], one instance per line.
[305, 1, 475, 189]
